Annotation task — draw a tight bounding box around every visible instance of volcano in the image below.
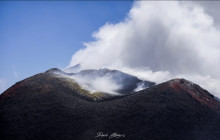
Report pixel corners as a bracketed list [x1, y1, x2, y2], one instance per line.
[0, 68, 220, 140]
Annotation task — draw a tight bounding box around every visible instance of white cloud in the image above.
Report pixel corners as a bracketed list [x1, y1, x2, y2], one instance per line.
[13, 64, 19, 79]
[71, 74, 121, 95]
[69, 1, 220, 97]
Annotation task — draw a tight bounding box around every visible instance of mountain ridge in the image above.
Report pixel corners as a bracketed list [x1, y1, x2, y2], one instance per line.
[1, 68, 220, 140]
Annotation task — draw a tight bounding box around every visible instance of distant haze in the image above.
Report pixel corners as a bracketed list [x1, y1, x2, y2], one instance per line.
[69, 1, 220, 97]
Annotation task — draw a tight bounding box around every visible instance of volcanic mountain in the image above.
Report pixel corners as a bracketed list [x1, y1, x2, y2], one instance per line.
[0, 68, 220, 140]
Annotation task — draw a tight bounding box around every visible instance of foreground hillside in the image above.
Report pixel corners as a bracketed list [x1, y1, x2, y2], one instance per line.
[0, 69, 220, 140]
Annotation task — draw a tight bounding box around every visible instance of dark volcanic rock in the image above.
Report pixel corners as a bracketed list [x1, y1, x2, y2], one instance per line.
[0, 71, 220, 140]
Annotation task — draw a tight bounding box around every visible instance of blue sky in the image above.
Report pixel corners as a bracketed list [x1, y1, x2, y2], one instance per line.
[0, 1, 133, 93]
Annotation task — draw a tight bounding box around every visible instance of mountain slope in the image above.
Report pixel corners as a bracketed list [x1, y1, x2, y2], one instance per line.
[0, 70, 220, 140]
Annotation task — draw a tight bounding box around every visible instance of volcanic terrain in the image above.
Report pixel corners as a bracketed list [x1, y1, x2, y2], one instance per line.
[0, 68, 220, 140]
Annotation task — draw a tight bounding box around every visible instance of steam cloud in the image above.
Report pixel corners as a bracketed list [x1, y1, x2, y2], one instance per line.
[0, 78, 7, 94]
[68, 1, 220, 97]
[70, 74, 122, 95]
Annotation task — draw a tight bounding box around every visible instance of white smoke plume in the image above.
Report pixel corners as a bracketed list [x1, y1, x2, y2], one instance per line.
[0, 78, 7, 94]
[68, 1, 220, 97]
[70, 74, 122, 95]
